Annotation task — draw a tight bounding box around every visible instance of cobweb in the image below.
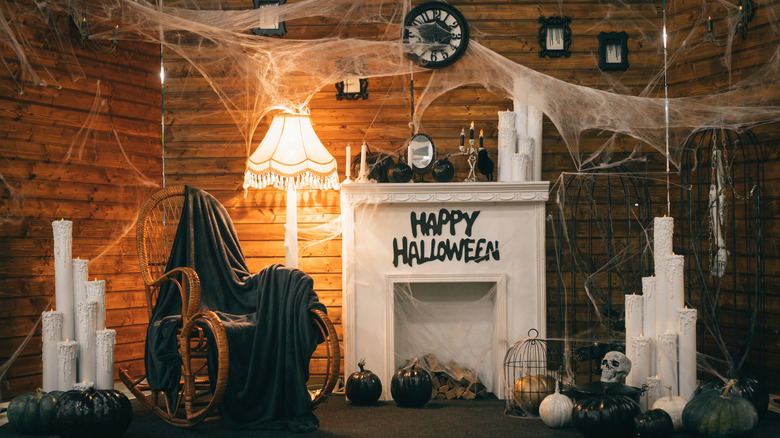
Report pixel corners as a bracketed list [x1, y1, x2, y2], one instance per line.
[1, 0, 778, 396]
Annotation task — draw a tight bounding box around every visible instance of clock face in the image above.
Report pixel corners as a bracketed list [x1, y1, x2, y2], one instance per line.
[403, 2, 469, 69]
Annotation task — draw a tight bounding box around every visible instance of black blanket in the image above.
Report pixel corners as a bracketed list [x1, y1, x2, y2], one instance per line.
[144, 186, 325, 432]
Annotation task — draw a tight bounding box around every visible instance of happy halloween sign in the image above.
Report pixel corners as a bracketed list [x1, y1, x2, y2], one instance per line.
[392, 208, 500, 267]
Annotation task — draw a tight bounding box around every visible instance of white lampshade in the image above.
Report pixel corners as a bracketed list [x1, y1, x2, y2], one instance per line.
[243, 113, 339, 191]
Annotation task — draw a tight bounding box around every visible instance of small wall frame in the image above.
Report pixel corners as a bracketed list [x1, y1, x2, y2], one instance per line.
[335, 78, 369, 101]
[538, 16, 572, 58]
[598, 31, 629, 71]
[252, 0, 286, 37]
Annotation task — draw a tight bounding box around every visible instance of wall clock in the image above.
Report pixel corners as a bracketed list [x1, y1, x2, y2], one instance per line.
[402, 1, 469, 69]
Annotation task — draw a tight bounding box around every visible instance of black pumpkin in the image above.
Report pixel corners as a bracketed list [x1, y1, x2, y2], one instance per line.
[390, 358, 433, 408]
[431, 157, 454, 182]
[572, 391, 640, 438]
[7, 388, 64, 435]
[345, 359, 383, 405]
[694, 371, 769, 418]
[53, 387, 133, 438]
[683, 380, 758, 438]
[633, 409, 674, 438]
[390, 161, 414, 183]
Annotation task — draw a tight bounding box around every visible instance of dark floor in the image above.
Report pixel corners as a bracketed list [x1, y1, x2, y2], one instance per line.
[2, 394, 779, 438]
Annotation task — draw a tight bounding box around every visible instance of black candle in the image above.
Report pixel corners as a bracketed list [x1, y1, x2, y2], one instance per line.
[469, 121, 474, 140]
[479, 129, 484, 148]
[460, 128, 465, 146]
[707, 16, 713, 33]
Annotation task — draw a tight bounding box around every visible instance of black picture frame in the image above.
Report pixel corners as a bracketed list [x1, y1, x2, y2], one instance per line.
[598, 31, 629, 71]
[335, 78, 369, 101]
[252, 0, 286, 37]
[538, 16, 572, 58]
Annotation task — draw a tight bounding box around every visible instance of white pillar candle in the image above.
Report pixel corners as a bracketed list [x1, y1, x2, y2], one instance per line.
[72, 259, 89, 308]
[678, 308, 698, 400]
[407, 142, 414, 169]
[95, 329, 116, 390]
[629, 335, 651, 388]
[345, 145, 352, 180]
[57, 340, 78, 391]
[645, 375, 662, 411]
[73, 381, 94, 391]
[358, 142, 368, 182]
[85, 280, 106, 332]
[527, 106, 543, 181]
[657, 332, 679, 396]
[665, 254, 685, 331]
[52, 220, 75, 341]
[41, 310, 63, 392]
[641, 276, 657, 375]
[76, 301, 97, 383]
[497, 110, 516, 181]
[653, 217, 674, 340]
[624, 294, 644, 386]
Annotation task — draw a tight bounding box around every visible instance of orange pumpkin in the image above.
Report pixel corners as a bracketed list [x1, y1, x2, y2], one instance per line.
[513, 374, 556, 413]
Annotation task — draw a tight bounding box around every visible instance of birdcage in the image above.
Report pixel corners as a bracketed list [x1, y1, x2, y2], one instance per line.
[503, 329, 564, 417]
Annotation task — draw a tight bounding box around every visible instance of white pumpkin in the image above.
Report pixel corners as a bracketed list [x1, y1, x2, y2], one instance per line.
[538, 381, 573, 428]
[652, 387, 688, 431]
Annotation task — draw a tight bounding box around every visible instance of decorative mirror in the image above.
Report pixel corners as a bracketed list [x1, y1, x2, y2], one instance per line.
[409, 133, 435, 175]
[252, 0, 286, 37]
[538, 16, 571, 58]
[336, 78, 368, 100]
[598, 32, 629, 71]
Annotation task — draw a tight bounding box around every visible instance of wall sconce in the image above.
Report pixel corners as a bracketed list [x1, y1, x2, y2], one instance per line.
[69, 4, 118, 53]
[735, 0, 755, 39]
[538, 16, 572, 58]
[705, 16, 728, 47]
[335, 78, 368, 101]
[252, 0, 286, 37]
[598, 32, 629, 71]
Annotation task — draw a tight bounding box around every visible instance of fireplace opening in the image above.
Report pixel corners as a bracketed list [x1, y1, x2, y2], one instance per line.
[393, 281, 498, 396]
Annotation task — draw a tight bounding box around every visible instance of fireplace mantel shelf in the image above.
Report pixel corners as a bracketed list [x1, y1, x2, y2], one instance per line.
[341, 181, 549, 204]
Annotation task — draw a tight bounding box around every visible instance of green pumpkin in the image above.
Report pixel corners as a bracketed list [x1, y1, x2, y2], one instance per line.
[53, 387, 133, 438]
[7, 388, 64, 434]
[682, 379, 758, 438]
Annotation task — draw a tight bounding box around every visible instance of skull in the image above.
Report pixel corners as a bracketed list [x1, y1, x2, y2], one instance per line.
[600, 351, 631, 383]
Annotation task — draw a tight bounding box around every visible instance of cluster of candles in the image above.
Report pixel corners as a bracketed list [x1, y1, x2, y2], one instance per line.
[624, 216, 698, 407]
[42, 220, 115, 392]
[459, 121, 484, 149]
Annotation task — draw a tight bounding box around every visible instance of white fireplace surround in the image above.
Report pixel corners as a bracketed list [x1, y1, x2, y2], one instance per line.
[341, 182, 549, 400]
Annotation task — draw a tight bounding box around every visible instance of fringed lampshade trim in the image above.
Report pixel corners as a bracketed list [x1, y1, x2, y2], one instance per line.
[243, 169, 340, 191]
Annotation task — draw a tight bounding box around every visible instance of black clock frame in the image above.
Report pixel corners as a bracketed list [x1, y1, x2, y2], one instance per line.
[402, 1, 469, 69]
[598, 31, 629, 71]
[252, 0, 286, 37]
[538, 16, 572, 58]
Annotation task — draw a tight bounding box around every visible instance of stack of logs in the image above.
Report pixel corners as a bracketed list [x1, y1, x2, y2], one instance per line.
[422, 354, 489, 400]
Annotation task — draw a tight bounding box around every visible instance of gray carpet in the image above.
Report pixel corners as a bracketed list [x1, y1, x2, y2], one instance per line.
[2, 394, 779, 437]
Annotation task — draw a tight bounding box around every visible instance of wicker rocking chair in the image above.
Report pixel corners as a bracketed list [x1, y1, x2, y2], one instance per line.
[119, 185, 340, 427]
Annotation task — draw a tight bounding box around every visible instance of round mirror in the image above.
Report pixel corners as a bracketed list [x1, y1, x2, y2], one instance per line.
[409, 133, 435, 174]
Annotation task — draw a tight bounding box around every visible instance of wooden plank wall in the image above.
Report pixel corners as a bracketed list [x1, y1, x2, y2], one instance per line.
[667, 0, 780, 389]
[0, 1, 162, 399]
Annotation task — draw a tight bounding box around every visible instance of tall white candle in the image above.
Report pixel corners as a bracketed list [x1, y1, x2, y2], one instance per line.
[678, 308, 698, 400]
[624, 293, 644, 386]
[497, 110, 516, 182]
[345, 145, 352, 179]
[358, 142, 367, 181]
[665, 255, 685, 331]
[653, 217, 674, 340]
[629, 335, 650, 388]
[57, 340, 78, 391]
[41, 310, 63, 392]
[52, 220, 75, 341]
[85, 280, 106, 332]
[72, 259, 89, 308]
[645, 375, 662, 411]
[407, 142, 414, 169]
[657, 332, 679, 396]
[95, 329, 116, 390]
[641, 276, 657, 375]
[76, 301, 97, 383]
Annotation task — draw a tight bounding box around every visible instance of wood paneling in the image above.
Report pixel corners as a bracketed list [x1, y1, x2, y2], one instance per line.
[0, 0, 162, 399]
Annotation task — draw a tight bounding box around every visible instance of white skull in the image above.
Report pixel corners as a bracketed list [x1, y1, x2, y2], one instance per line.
[600, 351, 631, 383]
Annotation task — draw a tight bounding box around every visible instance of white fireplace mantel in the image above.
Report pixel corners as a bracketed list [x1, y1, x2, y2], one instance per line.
[341, 181, 549, 400]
